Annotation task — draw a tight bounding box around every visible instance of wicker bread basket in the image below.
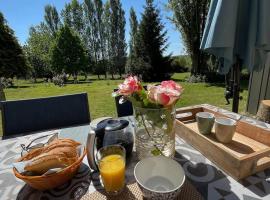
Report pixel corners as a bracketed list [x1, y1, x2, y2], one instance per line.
[13, 146, 86, 191]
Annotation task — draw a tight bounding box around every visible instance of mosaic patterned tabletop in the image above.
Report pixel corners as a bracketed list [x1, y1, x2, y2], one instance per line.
[0, 105, 270, 200]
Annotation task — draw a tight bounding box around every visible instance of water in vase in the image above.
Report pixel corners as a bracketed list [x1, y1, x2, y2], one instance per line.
[135, 127, 175, 159]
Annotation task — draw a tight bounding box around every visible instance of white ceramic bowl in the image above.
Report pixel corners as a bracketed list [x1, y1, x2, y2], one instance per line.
[134, 156, 185, 200]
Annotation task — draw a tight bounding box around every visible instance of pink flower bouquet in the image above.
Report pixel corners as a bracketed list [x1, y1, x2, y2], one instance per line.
[113, 76, 183, 158]
[113, 76, 183, 109]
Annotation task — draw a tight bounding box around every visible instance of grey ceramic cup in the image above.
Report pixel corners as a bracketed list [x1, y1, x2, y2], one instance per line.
[215, 117, 236, 143]
[196, 112, 215, 135]
[134, 156, 185, 200]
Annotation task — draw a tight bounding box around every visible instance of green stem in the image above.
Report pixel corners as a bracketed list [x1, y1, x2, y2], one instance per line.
[140, 112, 165, 156]
[148, 120, 166, 153]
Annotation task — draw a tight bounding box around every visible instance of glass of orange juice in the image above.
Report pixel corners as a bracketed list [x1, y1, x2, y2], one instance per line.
[97, 145, 126, 195]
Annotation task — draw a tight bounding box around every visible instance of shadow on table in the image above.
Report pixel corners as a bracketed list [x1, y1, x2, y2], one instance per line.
[16, 163, 91, 200]
[175, 150, 270, 199]
[174, 151, 236, 199]
[239, 168, 270, 198]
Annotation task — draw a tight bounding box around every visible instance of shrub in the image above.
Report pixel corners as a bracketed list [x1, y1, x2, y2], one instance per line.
[187, 74, 206, 83]
[0, 77, 13, 88]
[52, 73, 67, 87]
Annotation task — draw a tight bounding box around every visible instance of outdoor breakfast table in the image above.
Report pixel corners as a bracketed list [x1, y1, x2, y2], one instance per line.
[0, 104, 270, 200]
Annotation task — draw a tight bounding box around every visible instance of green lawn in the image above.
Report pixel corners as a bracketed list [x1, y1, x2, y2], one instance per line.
[1, 73, 249, 136]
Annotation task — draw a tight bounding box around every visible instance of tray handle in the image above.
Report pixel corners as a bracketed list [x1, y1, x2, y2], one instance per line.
[242, 148, 270, 174]
[176, 112, 193, 119]
[176, 107, 202, 122]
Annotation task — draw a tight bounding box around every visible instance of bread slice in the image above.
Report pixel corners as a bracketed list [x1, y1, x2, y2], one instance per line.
[25, 152, 77, 174]
[23, 138, 80, 175]
[46, 146, 78, 158]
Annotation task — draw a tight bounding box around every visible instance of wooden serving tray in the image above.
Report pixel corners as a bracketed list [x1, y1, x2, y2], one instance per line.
[175, 105, 270, 180]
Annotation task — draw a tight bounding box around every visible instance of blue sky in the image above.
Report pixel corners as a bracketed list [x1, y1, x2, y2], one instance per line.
[0, 0, 185, 55]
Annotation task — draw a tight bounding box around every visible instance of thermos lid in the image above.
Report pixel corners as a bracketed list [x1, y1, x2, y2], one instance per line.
[104, 119, 129, 132]
[95, 118, 111, 136]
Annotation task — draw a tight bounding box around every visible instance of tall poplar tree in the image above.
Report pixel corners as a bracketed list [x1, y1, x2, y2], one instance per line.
[103, 1, 112, 72]
[83, 0, 107, 79]
[117, 3, 126, 77]
[168, 0, 210, 75]
[83, 0, 98, 64]
[126, 7, 138, 73]
[83, 0, 126, 78]
[61, 0, 84, 36]
[94, 0, 107, 78]
[109, 0, 126, 78]
[44, 5, 61, 36]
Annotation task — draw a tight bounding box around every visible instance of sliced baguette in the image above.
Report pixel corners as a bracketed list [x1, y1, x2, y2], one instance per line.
[25, 152, 77, 174]
[22, 138, 80, 175]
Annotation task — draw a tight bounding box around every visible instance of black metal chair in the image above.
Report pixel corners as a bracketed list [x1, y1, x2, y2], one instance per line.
[0, 93, 90, 139]
[114, 89, 133, 117]
[114, 86, 148, 117]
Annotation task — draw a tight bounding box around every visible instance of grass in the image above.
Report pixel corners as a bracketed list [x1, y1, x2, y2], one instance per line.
[1, 73, 249, 136]
[172, 73, 248, 113]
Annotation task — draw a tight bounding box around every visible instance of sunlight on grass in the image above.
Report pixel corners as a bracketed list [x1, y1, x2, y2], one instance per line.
[1, 73, 248, 136]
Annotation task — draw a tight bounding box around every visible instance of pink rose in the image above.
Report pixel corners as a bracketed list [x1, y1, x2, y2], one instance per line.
[115, 76, 142, 96]
[161, 80, 183, 92]
[147, 81, 183, 106]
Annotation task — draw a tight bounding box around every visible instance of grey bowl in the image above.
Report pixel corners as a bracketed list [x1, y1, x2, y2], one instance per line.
[134, 156, 185, 200]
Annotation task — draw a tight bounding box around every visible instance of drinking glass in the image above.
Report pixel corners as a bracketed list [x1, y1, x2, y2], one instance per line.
[96, 145, 126, 195]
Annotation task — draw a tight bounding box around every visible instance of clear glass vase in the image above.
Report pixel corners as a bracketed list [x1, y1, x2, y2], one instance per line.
[134, 106, 176, 160]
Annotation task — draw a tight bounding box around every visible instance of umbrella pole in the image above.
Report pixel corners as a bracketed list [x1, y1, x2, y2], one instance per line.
[232, 57, 241, 113]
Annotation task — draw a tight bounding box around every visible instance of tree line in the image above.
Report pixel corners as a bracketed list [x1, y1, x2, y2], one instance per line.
[25, 0, 127, 82]
[1, 0, 213, 84]
[23, 0, 175, 82]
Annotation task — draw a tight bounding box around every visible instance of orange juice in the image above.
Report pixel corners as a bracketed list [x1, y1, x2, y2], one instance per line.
[99, 154, 125, 192]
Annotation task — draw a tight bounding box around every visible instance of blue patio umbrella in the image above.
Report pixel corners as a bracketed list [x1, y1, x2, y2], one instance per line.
[200, 0, 270, 112]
